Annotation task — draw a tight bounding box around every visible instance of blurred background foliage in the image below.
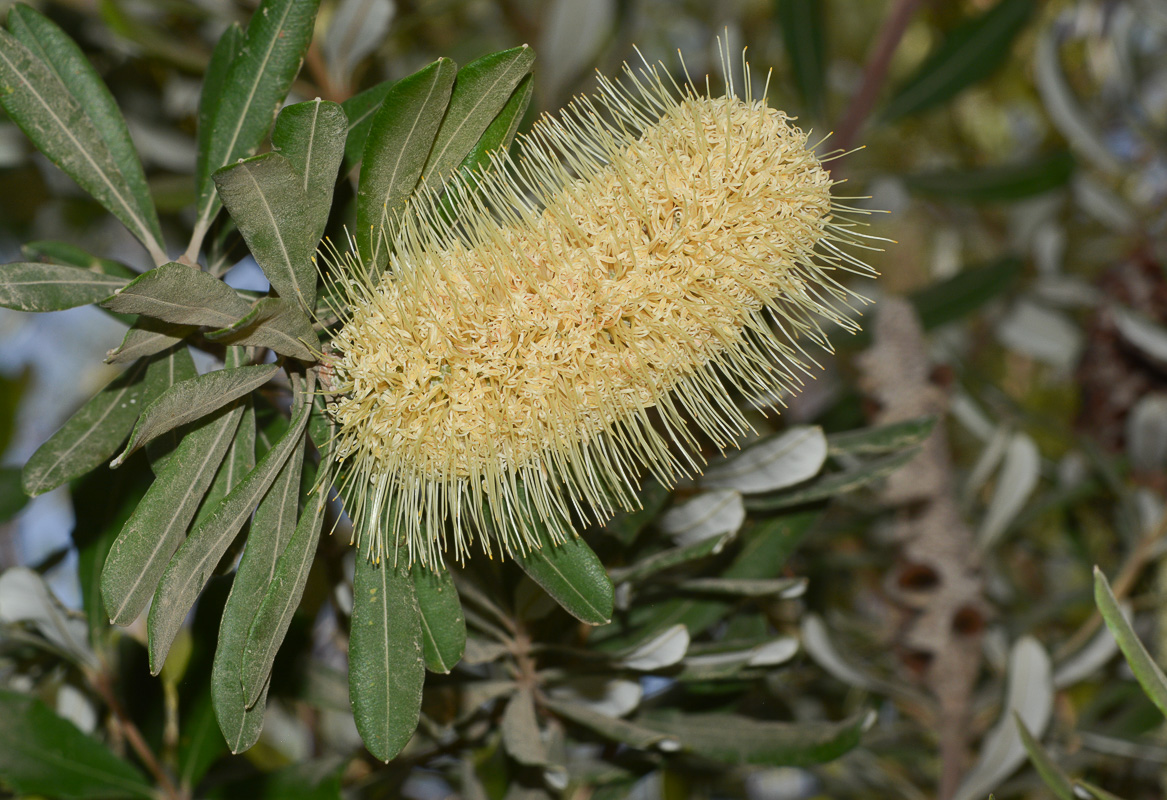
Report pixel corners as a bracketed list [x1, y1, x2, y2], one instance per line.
[2, 0, 1167, 798]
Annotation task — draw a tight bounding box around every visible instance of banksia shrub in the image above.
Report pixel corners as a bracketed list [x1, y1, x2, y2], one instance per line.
[0, 0, 909, 788]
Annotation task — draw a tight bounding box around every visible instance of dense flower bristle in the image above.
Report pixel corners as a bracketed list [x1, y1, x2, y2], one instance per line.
[322, 51, 876, 569]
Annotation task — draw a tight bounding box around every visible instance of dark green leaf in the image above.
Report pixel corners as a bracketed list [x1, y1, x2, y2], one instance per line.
[826, 416, 937, 456]
[350, 554, 425, 762]
[103, 261, 251, 328]
[602, 479, 670, 546]
[514, 528, 614, 626]
[191, 0, 322, 244]
[881, 0, 1036, 122]
[114, 363, 278, 467]
[777, 0, 827, 118]
[903, 151, 1075, 204]
[1014, 712, 1075, 800]
[420, 46, 535, 190]
[206, 759, 344, 800]
[640, 710, 872, 766]
[214, 419, 307, 751]
[22, 358, 151, 497]
[191, 389, 255, 532]
[356, 58, 456, 267]
[106, 318, 197, 365]
[608, 532, 733, 584]
[205, 297, 318, 361]
[0, 466, 27, 522]
[21, 240, 135, 278]
[8, 4, 161, 250]
[456, 72, 531, 175]
[213, 153, 316, 308]
[195, 22, 244, 219]
[909, 257, 1022, 331]
[543, 697, 678, 750]
[142, 343, 200, 474]
[0, 689, 153, 799]
[102, 404, 243, 626]
[0, 262, 126, 312]
[238, 469, 325, 709]
[0, 28, 165, 262]
[744, 449, 918, 511]
[147, 389, 311, 672]
[273, 98, 347, 252]
[413, 566, 466, 673]
[1095, 566, 1167, 719]
[341, 79, 394, 174]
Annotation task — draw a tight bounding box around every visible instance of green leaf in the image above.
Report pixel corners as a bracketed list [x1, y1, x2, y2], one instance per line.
[0, 30, 164, 263]
[777, 0, 827, 119]
[543, 697, 678, 751]
[909, 257, 1023, 331]
[678, 577, 805, 598]
[0, 689, 153, 799]
[273, 99, 347, 251]
[102, 404, 243, 626]
[113, 363, 278, 467]
[206, 297, 318, 361]
[356, 58, 457, 268]
[341, 79, 394, 173]
[176, 691, 227, 793]
[213, 153, 316, 308]
[8, 4, 162, 250]
[21, 240, 135, 278]
[413, 566, 466, 673]
[744, 449, 919, 511]
[1014, 712, 1075, 800]
[213, 420, 308, 751]
[142, 343, 200, 474]
[147, 389, 311, 673]
[637, 710, 872, 766]
[513, 511, 613, 625]
[1073, 780, 1126, 800]
[881, 0, 1036, 122]
[349, 554, 425, 762]
[191, 0, 322, 244]
[0, 262, 127, 312]
[603, 479, 671, 546]
[608, 531, 733, 584]
[103, 261, 252, 328]
[420, 46, 535, 190]
[903, 151, 1075, 204]
[191, 388, 255, 532]
[22, 358, 151, 497]
[195, 22, 244, 217]
[826, 416, 937, 456]
[1094, 566, 1167, 719]
[106, 318, 197, 365]
[238, 468, 326, 710]
[0, 466, 28, 522]
[457, 72, 531, 175]
[71, 458, 152, 640]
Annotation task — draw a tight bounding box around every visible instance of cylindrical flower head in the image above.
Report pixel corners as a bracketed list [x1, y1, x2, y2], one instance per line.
[321, 50, 876, 569]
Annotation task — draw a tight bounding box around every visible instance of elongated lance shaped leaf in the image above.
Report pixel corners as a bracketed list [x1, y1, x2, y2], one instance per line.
[1094, 566, 1167, 719]
[456, 72, 531, 177]
[902, 151, 1075, 204]
[777, 0, 828, 120]
[881, 0, 1036, 122]
[413, 566, 466, 673]
[341, 80, 394, 173]
[419, 46, 534, 190]
[272, 99, 347, 257]
[0, 262, 127, 312]
[513, 518, 614, 625]
[239, 462, 327, 708]
[542, 697, 679, 750]
[213, 414, 308, 751]
[101, 403, 244, 626]
[106, 318, 196, 366]
[195, 22, 244, 212]
[22, 357, 152, 497]
[113, 363, 278, 467]
[142, 343, 199, 474]
[214, 153, 316, 309]
[356, 58, 456, 268]
[189, 0, 322, 255]
[22, 240, 135, 278]
[350, 553, 425, 763]
[0, 29, 165, 263]
[103, 261, 251, 328]
[192, 394, 255, 536]
[206, 297, 317, 361]
[147, 382, 312, 673]
[8, 4, 162, 251]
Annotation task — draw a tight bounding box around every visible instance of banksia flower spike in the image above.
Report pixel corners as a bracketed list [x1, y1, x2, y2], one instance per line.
[321, 46, 876, 570]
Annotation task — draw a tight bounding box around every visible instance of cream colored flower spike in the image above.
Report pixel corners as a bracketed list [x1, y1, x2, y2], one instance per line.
[321, 45, 877, 570]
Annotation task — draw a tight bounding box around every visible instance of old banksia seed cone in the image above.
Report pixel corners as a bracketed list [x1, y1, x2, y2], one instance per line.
[322, 51, 876, 570]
